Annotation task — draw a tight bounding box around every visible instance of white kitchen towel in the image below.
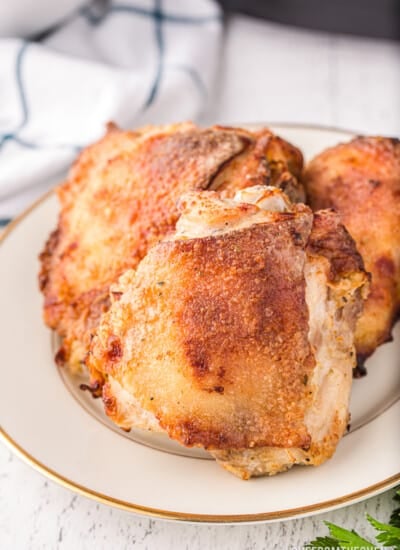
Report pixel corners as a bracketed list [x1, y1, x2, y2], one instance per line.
[0, 0, 222, 223]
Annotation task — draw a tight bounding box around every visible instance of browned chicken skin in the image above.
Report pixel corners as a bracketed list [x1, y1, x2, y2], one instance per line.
[39, 123, 304, 378]
[304, 137, 400, 371]
[88, 187, 368, 479]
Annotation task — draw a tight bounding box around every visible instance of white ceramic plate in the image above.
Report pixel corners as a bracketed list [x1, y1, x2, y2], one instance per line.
[0, 125, 399, 524]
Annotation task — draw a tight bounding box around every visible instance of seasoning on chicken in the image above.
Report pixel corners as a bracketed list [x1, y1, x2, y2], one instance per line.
[39, 123, 304, 383]
[88, 187, 368, 479]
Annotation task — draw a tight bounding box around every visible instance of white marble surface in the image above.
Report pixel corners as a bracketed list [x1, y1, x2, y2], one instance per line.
[1, 14, 400, 550]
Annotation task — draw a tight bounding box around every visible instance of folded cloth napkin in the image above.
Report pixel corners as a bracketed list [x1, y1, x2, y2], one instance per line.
[0, 0, 222, 224]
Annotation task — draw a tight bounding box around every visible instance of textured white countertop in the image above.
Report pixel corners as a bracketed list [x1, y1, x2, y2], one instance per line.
[1, 14, 400, 550]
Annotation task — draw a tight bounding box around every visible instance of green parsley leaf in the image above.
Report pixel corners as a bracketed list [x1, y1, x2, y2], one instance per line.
[324, 521, 377, 549]
[306, 488, 400, 550]
[306, 522, 377, 549]
[390, 490, 400, 528]
[367, 514, 400, 549]
[304, 535, 341, 549]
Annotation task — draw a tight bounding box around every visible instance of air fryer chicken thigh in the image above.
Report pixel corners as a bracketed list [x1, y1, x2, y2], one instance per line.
[39, 123, 304, 377]
[88, 187, 368, 478]
[304, 136, 400, 371]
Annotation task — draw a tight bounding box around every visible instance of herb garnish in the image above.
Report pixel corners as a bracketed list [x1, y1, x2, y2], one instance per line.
[306, 488, 400, 550]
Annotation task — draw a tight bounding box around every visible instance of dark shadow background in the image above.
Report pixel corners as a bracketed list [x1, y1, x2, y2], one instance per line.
[218, 0, 400, 40]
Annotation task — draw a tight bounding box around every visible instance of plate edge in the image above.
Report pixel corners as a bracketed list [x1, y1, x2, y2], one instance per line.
[1, 427, 399, 523]
[2, 123, 398, 523]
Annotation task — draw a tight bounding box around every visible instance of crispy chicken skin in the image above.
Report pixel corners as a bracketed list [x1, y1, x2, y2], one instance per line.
[88, 187, 368, 478]
[303, 137, 400, 370]
[39, 123, 304, 374]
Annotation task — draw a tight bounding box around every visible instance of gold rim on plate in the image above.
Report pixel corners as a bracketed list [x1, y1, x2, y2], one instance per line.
[1, 123, 399, 523]
[1, 427, 399, 523]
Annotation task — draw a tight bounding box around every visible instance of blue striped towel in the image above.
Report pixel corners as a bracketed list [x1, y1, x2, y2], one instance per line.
[0, 0, 222, 225]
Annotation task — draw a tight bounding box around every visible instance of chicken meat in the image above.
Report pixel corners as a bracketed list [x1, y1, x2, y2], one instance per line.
[39, 123, 304, 383]
[87, 186, 368, 479]
[304, 136, 400, 373]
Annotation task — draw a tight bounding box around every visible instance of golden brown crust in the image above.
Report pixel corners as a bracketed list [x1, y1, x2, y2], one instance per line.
[212, 128, 304, 201]
[38, 228, 60, 295]
[87, 191, 368, 470]
[306, 209, 366, 282]
[39, 123, 305, 370]
[304, 136, 400, 362]
[89, 205, 318, 450]
[211, 409, 347, 478]
[102, 381, 119, 420]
